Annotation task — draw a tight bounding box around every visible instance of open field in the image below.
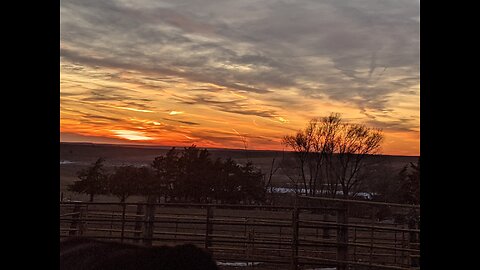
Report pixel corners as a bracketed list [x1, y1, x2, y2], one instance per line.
[60, 142, 418, 197]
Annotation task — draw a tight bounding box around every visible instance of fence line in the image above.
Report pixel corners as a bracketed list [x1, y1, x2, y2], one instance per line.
[299, 195, 420, 209]
[60, 196, 420, 270]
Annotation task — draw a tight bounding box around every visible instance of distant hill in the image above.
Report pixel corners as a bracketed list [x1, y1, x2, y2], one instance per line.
[60, 142, 418, 163]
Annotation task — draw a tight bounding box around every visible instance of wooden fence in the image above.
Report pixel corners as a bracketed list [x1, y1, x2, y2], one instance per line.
[60, 196, 420, 270]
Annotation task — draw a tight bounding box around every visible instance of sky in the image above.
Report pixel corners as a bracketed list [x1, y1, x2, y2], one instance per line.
[60, 0, 420, 156]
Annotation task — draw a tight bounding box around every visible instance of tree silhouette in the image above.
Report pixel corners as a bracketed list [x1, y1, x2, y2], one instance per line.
[68, 157, 108, 202]
[240, 161, 266, 204]
[149, 145, 266, 204]
[151, 148, 180, 202]
[176, 146, 213, 202]
[283, 113, 384, 198]
[218, 158, 243, 204]
[135, 166, 157, 202]
[108, 165, 144, 202]
[331, 122, 383, 198]
[282, 113, 342, 196]
[396, 159, 420, 204]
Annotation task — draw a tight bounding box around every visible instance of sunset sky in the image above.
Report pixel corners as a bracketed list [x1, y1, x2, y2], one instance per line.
[60, 0, 419, 156]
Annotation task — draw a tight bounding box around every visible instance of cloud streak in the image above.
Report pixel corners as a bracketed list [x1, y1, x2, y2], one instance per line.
[60, 0, 419, 155]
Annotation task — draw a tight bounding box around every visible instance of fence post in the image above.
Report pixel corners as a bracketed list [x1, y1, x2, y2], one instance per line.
[408, 208, 419, 267]
[291, 196, 299, 270]
[394, 228, 398, 265]
[369, 206, 375, 269]
[402, 231, 406, 266]
[80, 204, 88, 236]
[120, 203, 126, 243]
[133, 204, 144, 243]
[205, 205, 214, 250]
[68, 203, 82, 236]
[336, 203, 348, 270]
[248, 227, 255, 269]
[353, 227, 357, 262]
[143, 202, 156, 246]
[110, 211, 114, 237]
[245, 218, 249, 259]
[323, 212, 331, 239]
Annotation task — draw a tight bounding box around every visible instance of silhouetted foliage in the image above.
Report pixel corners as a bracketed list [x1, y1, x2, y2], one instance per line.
[396, 159, 420, 204]
[217, 158, 243, 203]
[240, 161, 266, 203]
[151, 148, 180, 202]
[74, 146, 267, 204]
[176, 146, 214, 202]
[148, 145, 266, 204]
[68, 158, 108, 202]
[108, 165, 153, 202]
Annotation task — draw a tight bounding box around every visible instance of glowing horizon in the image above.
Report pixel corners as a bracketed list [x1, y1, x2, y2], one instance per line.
[61, 0, 419, 156]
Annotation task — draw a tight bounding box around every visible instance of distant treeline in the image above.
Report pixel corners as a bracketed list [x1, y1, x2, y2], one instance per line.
[68, 145, 266, 204]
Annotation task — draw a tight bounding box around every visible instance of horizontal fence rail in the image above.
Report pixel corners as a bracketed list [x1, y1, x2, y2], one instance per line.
[60, 196, 420, 270]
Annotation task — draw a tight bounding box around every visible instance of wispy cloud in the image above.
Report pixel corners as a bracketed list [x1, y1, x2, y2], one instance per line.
[112, 106, 154, 113]
[60, 0, 419, 155]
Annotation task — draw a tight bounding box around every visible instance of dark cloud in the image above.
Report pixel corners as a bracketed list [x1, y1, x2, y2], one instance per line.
[364, 119, 419, 133]
[163, 118, 200, 126]
[175, 94, 279, 119]
[87, 115, 124, 122]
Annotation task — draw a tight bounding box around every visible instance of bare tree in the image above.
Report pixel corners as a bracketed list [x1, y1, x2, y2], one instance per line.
[68, 157, 108, 202]
[330, 123, 384, 198]
[264, 157, 280, 193]
[282, 113, 342, 196]
[282, 120, 316, 195]
[313, 113, 342, 196]
[283, 113, 383, 198]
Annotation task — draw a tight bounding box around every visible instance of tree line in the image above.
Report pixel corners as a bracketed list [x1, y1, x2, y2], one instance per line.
[68, 145, 266, 204]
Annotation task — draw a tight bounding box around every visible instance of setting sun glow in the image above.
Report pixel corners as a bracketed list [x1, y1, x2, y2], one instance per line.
[60, 0, 419, 156]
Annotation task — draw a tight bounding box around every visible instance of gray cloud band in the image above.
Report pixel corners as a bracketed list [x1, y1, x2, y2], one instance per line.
[61, 0, 419, 119]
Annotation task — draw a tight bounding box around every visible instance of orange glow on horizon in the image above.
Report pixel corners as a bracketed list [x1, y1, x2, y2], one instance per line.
[60, 56, 419, 156]
[111, 130, 154, 141]
[60, 0, 419, 157]
[60, 123, 419, 156]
